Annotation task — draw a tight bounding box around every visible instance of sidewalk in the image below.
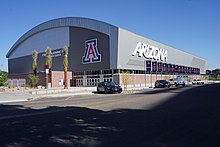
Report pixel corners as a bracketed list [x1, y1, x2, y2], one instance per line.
[0, 90, 34, 103]
[0, 86, 150, 104]
[0, 87, 97, 104]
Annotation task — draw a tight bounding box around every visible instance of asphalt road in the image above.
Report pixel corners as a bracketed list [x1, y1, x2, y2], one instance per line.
[0, 84, 220, 147]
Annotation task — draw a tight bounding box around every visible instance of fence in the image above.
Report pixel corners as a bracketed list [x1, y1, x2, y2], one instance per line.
[7, 79, 26, 87]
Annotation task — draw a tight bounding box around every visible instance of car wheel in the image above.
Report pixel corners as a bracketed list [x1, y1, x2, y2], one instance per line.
[97, 89, 100, 93]
[104, 88, 108, 94]
[155, 83, 160, 88]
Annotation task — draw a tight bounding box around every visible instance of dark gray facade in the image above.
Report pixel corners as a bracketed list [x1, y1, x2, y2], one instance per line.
[70, 27, 110, 72]
[8, 49, 64, 74]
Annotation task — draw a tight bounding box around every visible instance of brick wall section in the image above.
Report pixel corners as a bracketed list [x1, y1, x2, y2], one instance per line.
[8, 71, 72, 88]
[118, 74, 205, 87]
[51, 71, 72, 88]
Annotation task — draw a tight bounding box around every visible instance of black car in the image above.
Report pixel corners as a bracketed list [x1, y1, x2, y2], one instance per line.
[97, 81, 122, 94]
[155, 80, 171, 88]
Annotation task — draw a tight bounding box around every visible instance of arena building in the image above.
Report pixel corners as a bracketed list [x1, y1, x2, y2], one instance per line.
[6, 17, 208, 88]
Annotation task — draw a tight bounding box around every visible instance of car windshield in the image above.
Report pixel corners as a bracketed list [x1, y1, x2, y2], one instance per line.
[174, 78, 183, 81]
[159, 80, 167, 83]
[105, 82, 116, 86]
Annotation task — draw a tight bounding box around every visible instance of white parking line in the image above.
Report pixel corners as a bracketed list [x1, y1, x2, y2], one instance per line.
[64, 96, 72, 101]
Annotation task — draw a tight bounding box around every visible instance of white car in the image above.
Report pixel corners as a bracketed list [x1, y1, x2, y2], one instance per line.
[169, 78, 186, 87]
[192, 79, 205, 85]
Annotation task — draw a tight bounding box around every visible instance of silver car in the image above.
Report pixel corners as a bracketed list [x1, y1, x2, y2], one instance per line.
[169, 78, 186, 87]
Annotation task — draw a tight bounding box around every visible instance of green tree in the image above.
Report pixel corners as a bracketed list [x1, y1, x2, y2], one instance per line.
[213, 69, 220, 73]
[63, 45, 69, 89]
[32, 50, 38, 76]
[209, 68, 220, 80]
[28, 74, 39, 88]
[0, 71, 8, 86]
[214, 69, 220, 80]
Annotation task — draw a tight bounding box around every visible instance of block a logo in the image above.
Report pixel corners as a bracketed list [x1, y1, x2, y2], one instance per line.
[82, 38, 101, 64]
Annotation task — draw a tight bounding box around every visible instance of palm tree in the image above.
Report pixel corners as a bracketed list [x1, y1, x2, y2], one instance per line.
[32, 50, 38, 76]
[46, 47, 52, 70]
[45, 47, 52, 87]
[63, 45, 68, 89]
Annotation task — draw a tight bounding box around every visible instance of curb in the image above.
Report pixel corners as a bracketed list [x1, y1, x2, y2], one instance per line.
[28, 91, 94, 101]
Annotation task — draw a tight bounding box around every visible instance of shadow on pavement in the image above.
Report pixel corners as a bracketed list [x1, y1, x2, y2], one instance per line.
[136, 85, 189, 95]
[0, 84, 220, 147]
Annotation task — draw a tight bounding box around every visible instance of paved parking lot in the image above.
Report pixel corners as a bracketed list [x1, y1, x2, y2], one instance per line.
[1, 83, 220, 146]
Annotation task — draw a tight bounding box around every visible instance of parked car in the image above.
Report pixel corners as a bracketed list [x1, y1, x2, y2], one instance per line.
[192, 79, 205, 85]
[154, 80, 171, 88]
[97, 81, 122, 94]
[169, 78, 185, 87]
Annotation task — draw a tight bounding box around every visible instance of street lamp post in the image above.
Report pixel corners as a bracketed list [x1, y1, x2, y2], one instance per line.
[45, 65, 49, 89]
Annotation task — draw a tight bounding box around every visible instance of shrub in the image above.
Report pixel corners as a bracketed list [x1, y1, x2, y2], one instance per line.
[121, 71, 130, 91]
[0, 71, 8, 86]
[28, 74, 39, 88]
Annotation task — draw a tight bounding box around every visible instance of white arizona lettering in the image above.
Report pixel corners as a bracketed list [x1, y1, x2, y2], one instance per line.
[148, 46, 154, 59]
[132, 42, 142, 57]
[161, 49, 167, 61]
[142, 44, 149, 58]
[132, 42, 168, 61]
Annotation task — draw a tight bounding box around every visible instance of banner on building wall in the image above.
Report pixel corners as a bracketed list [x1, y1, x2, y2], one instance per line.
[167, 64, 171, 73]
[187, 67, 191, 74]
[144, 60, 200, 75]
[162, 63, 167, 72]
[157, 62, 162, 72]
[152, 61, 157, 72]
[146, 60, 152, 72]
[178, 65, 182, 73]
[171, 64, 175, 73]
[183, 66, 187, 73]
[174, 65, 179, 73]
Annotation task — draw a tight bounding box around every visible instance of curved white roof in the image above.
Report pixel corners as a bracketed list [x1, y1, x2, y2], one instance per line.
[6, 17, 118, 58]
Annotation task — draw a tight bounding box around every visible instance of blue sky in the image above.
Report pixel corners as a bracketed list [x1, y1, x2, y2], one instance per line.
[1, 0, 220, 71]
